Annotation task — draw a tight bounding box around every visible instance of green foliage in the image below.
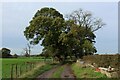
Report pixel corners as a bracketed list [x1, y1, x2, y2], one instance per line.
[24, 7, 105, 62]
[0, 48, 12, 58]
[82, 40, 97, 55]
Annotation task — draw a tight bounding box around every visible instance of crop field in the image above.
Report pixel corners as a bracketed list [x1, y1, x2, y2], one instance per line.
[2, 57, 52, 78]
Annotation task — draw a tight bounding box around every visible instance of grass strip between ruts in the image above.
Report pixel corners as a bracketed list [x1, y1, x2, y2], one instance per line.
[51, 65, 64, 78]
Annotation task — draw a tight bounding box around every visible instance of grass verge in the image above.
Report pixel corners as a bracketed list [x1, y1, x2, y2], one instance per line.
[51, 65, 64, 78]
[19, 63, 57, 79]
[71, 63, 107, 78]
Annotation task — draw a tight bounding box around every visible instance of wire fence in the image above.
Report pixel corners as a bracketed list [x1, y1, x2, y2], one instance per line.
[2, 58, 54, 79]
[3, 61, 42, 79]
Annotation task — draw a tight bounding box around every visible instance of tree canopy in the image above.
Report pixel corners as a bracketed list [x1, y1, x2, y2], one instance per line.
[24, 7, 105, 62]
[0, 48, 12, 58]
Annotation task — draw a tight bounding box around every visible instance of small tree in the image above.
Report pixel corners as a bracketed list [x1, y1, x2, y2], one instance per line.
[23, 48, 29, 57]
[22, 43, 33, 57]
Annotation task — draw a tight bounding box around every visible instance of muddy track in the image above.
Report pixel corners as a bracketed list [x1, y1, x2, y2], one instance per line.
[36, 64, 76, 79]
[36, 66, 59, 79]
[61, 64, 76, 79]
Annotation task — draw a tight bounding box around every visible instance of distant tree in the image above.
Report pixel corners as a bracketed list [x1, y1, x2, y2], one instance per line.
[0, 50, 1, 58]
[0, 48, 12, 58]
[21, 43, 33, 57]
[13, 53, 18, 58]
[23, 47, 30, 57]
[37, 53, 44, 57]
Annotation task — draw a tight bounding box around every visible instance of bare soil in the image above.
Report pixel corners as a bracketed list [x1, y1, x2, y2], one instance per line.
[36, 66, 59, 79]
[61, 64, 76, 78]
[36, 64, 76, 79]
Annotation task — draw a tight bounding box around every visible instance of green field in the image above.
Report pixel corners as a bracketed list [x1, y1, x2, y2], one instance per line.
[1, 57, 110, 79]
[19, 63, 56, 78]
[1, 57, 52, 78]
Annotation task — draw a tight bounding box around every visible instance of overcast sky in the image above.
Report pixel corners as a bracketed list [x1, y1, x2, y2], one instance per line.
[1, 2, 118, 55]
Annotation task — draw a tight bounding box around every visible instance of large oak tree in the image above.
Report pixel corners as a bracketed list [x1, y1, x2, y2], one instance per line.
[24, 7, 105, 62]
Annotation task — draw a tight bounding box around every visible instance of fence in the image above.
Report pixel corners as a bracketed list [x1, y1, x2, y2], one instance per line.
[3, 59, 54, 79]
[3, 61, 41, 79]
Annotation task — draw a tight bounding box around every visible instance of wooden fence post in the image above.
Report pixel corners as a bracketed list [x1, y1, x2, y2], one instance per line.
[28, 63, 29, 71]
[18, 65, 19, 77]
[11, 64, 14, 79]
[26, 63, 27, 72]
[30, 63, 31, 70]
[15, 64, 18, 78]
[32, 63, 34, 69]
[29, 63, 31, 70]
[19, 64, 22, 76]
[33, 62, 35, 68]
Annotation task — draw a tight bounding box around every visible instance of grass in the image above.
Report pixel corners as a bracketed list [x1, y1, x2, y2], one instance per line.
[2, 57, 52, 78]
[19, 63, 57, 79]
[19, 62, 45, 78]
[51, 65, 64, 78]
[71, 63, 107, 78]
